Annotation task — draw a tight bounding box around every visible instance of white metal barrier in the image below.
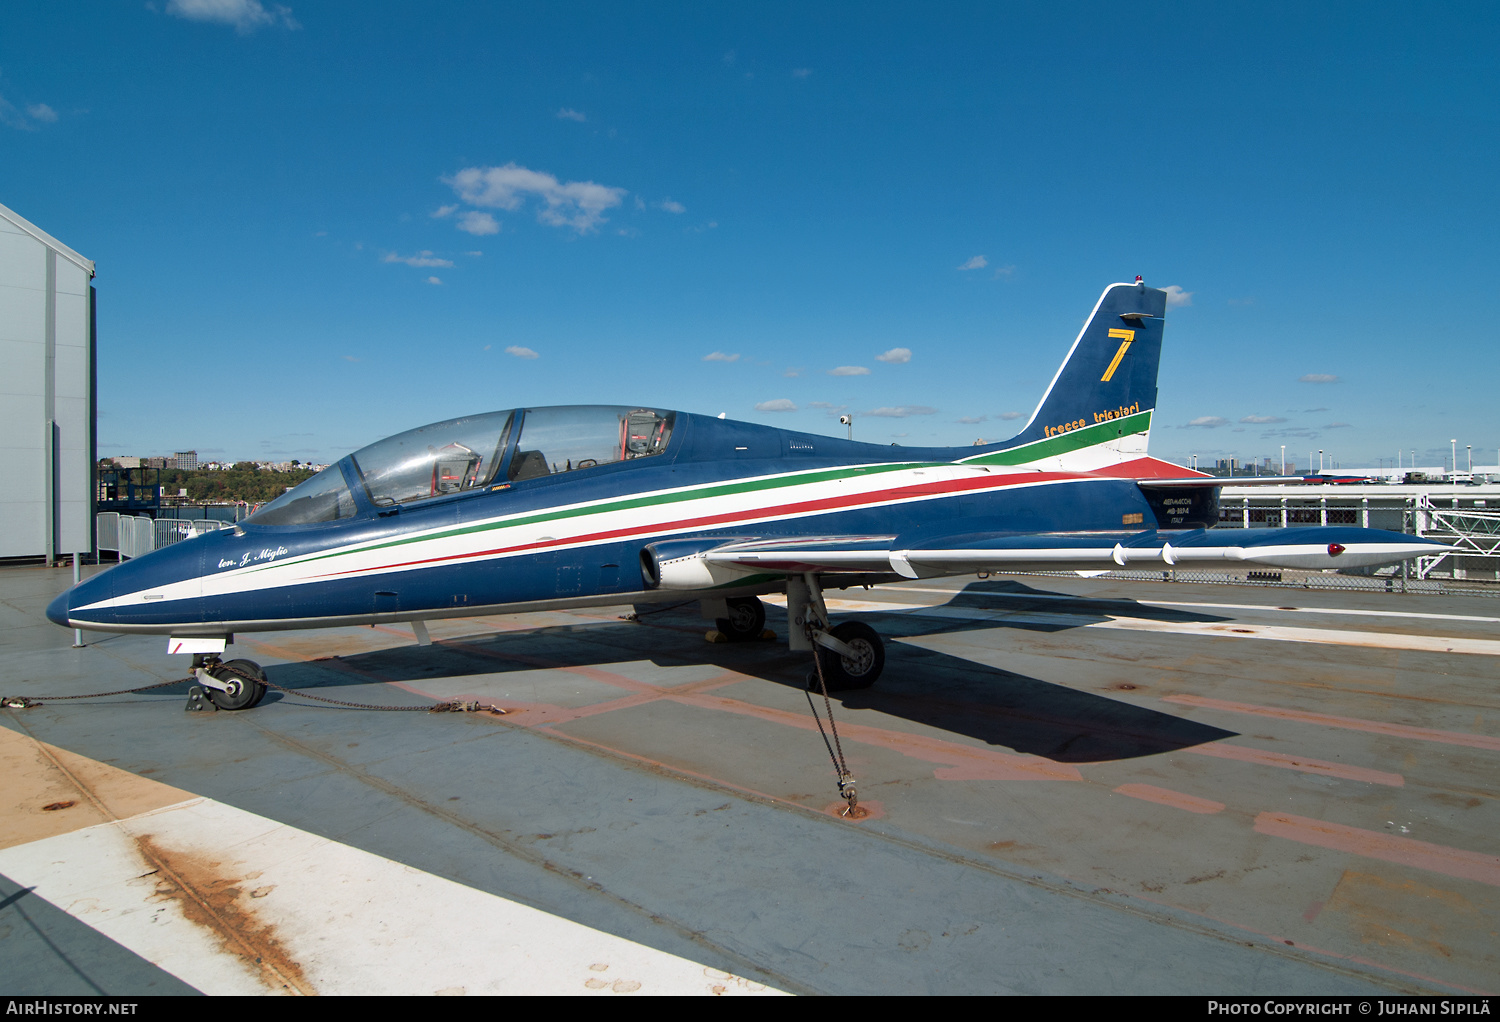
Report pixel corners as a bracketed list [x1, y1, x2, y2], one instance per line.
[154, 518, 195, 550]
[1410, 495, 1500, 580]
[96, 512, 119, 553]
[119, 516, 155, 559]
[96, 512, 232, 559]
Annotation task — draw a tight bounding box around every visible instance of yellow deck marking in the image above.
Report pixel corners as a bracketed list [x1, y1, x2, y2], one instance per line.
[0, 722, 194, 850]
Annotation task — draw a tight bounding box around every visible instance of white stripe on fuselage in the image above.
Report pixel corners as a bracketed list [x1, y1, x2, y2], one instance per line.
[75, 463, 1073, 615]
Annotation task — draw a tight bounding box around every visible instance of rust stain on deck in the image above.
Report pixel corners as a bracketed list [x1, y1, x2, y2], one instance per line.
[136, 834, 314, 995]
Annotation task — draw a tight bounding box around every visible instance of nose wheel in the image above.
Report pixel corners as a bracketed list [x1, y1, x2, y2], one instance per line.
[191, 655, 268, 711]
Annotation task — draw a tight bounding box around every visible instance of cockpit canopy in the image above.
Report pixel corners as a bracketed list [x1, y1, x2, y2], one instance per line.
[247, 406, 675, 526]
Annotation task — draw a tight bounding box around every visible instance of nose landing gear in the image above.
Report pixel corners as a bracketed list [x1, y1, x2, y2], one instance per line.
[190, 654, 268, 711]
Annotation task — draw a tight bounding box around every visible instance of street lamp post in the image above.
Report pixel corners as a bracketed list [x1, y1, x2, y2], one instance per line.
[1280, 445, 1285, 474]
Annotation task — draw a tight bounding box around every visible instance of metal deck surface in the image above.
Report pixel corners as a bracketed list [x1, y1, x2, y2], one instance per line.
[2, 563, 1497, 995]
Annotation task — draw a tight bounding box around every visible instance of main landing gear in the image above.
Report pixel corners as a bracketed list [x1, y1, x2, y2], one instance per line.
[189, 653, 268, 711]
[786, 573, 885, 691]
[715, 595, 768, 642]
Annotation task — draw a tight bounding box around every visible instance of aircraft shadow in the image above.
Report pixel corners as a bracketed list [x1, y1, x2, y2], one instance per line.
[260, 578, 1236, 763]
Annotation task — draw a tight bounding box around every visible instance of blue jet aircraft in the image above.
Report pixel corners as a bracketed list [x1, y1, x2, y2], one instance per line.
[49, 280, 1446, 710]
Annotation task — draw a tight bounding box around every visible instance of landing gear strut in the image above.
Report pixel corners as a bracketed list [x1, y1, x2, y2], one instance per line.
[786, 574, 884, 690]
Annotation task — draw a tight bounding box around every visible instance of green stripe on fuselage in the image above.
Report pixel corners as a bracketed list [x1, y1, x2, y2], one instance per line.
[246, 460, 931, 573]
[962, 410, 1152, 466]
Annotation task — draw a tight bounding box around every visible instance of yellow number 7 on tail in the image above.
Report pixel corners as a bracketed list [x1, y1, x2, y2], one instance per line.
[1101, 328, 1134, 382]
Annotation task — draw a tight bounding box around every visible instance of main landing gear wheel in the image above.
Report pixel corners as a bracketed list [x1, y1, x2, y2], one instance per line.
[814, 621, 884, 691]
[716, 596, 767, 642]
[207, 659, 268, 711]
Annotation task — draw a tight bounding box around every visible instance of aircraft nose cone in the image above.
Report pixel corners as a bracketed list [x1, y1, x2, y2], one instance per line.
[46, 588, 72, 627]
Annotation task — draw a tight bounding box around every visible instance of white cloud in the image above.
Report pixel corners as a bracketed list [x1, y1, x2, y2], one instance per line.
[808, 402, 846, 411]
[456, 210, 500, 236]
[426, 276, 442, 285]
[875, 347, 911, 364]
[782, 368, 801, 377]
[828, 366, 870, 376]
[1185, 416, 1228, 428]
[957, 416, 987, 424]
[1299, 373, 1340, 384]
[992, 264, 1016, 279]
[703, 351, 740, 362]
[657, 199, 686, 214]
[1164, 285, 1193, 307]
[165, 0, 299, 33]
[755, 399, 797, 412]
[1325, 422, 1353, 429]
[505, 345, 539, 359]
[958, 255, 987, 271]
[791, 68, 813, 78]
[0, 95, 56, 130]
[556, 108, 587, 122]
[997, 411, 1023, 420]
[432, 204, 459, 219]
[444, 163, 627, 233]
[863, 406, 937, 418]
[383, 251, 454, 268]
[1239, 414, 1286, 424]
[464, 251, 483, 257]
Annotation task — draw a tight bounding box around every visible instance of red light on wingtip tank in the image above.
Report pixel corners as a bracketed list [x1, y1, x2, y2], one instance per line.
[1328, 543, 1345, 556]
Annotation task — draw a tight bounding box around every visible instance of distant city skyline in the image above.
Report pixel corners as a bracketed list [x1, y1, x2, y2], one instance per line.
[4, 2, 1496, 468]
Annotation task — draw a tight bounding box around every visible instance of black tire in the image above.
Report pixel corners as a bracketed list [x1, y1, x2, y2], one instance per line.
[207, 659, 268, 711]
[814, 621, 884, 691]
[715, 596, 766, 642]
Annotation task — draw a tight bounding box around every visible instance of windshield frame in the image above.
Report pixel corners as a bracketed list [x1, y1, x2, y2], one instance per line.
[350, 410, 516, 510]
[242, 458, 368, 529]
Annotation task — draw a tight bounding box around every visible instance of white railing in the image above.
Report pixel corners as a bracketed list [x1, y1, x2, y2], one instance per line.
[95, 513, 231, 560]
[119, 516, 155, 559]
[96, 512, 119, 552]
[1410, 495, 1500, 580]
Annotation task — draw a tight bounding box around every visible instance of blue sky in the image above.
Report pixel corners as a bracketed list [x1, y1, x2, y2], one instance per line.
[4, 1, 1497, 471]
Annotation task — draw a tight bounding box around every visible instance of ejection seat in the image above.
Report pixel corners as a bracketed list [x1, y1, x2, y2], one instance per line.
[508, 449, 551, 482]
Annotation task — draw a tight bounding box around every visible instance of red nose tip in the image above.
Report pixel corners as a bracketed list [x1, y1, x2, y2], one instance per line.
[1327, 543, 1345, 556]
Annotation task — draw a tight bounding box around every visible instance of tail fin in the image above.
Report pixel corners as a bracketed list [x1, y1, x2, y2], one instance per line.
[963, 280, 1167, 471]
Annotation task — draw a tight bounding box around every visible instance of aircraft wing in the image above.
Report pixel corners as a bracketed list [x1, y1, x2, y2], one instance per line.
[682, 526, 1448, 585]
[1136, 476, 1306, 488]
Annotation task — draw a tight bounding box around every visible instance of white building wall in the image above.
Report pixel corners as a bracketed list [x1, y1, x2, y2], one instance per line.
[0, 203, 95, 560]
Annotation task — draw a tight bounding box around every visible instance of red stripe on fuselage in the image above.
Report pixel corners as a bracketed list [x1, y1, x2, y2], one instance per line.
[308, 470, 1083, 580]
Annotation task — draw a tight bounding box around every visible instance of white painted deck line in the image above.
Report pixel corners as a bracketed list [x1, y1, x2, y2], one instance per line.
[766, 595, 1500, 656]
[0, 797, 784, 997]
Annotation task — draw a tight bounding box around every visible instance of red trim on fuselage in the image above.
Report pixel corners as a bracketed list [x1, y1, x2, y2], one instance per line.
[309, 469, 1083, 580]
[1094, 457, 1210, 480]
